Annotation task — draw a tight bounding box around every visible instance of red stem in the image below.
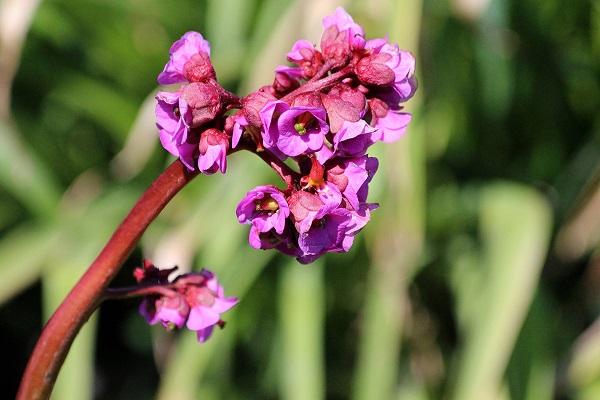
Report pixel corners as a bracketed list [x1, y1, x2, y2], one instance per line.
[281, 67, 353, 103]
[17, 160, 198, 400]
[103, 284, 178, 300]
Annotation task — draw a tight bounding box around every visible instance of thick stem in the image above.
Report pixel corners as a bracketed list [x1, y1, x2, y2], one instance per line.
[17, 160, 199, 400]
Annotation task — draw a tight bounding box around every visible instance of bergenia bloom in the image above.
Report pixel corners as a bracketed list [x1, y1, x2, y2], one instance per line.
[332, 120, 379, 157]
[136, 263, 238, 343]
[297, 208, 355, 264]
[198, 128, 229, 174]
[364, 38, 417, 103]
[236, 186, 290, 249]
[153, 7, 417, 264]
[327, 156, 379, 210]
[155, 90, 197, 170]
[260, 100, 329, 157]
[186, 270, 238, 342]
[322, 7, 365, 50]
[140, 293, 189, 329]
[158, 31, 214, 85]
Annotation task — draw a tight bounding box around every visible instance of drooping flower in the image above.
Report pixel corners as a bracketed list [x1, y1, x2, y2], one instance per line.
[198, 128, 229, 174]
[332, 120, 379, 157]
[297, 208, 355, 264]
[158, 31, 214, 85]
[287, 183, 342, 233]
[260, 100, 329, 158]
[140, 293, 189, 329]
[136, 262, 238, 343]
[155, 90, 197, 170]
[236, 185, 290, 249]
[326, 156, 378, 210]
[364, 38, 417, 103]
[185, 270, 238, 342]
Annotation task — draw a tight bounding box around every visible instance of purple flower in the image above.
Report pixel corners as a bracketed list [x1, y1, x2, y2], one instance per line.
[198, 128, 228, 174]
[327, 156, 379, 210]
[230, 114, 248, 148]
[236, 185, 290, 249]
[322, 7, 365, 50]
[158, 32, 214, 85]
[155, 90, 198, 170]
[140, 293, 189, 329]
[137, 264, 238, 343]
[368, 98, 411, 143]
[297, 208, 354, 264]
[332, 120, 378, 157]
[260, 100, 329, 158]
[185, 270, 238, 342]
[365, 38, 417, 103]
[285, 40, 324, 79]
[288, 183, 342, 233]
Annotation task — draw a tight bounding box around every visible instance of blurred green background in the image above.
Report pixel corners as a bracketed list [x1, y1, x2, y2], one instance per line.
[1, 0, 599, 399]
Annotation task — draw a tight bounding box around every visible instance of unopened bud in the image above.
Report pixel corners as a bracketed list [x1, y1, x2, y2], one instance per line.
[183, 52, 216, 83]
[181, 82, 221, 127]
[355, 53, 395, 86]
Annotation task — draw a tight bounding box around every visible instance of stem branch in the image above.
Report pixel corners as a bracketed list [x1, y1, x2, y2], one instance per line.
[17, 160, 199, 400]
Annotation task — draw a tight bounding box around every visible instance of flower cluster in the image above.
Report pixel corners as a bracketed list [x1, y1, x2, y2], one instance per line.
[135, 261, 238, 342]
[155, 7, 416, 263]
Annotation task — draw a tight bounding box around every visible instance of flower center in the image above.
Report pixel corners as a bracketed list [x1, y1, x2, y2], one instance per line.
[255, 196, 279, 212]
[294, 112, 316, 135]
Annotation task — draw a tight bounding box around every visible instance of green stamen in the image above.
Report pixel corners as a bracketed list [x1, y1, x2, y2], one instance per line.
[294, 122, 307, 135]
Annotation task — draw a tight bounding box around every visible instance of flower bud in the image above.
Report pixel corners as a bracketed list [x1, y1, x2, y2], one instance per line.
[181, 82, 221, 127]
[199, 128, 229, 174]
[273, 70, 300, 94]
[320, 84, 366, 133]
[242, 87, 276, 127]
[183, 52, 216, 83]
[320, 25, 351, 67]
[355, 53, 396, 86]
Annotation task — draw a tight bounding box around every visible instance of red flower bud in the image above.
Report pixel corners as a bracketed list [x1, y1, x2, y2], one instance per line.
[320, 25, 351, 68]
[183, 52, 216, 83]
[181, 82, 222, 127]
[320, 84, 366, 133]
[355, 53, 395, 86]
[242, 87, 276, 127]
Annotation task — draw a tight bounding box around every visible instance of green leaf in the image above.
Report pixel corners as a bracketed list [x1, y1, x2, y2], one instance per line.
[451, 182, 553, 400]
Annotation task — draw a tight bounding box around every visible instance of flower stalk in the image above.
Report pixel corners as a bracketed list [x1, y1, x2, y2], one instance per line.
[17, 160, 198, 400]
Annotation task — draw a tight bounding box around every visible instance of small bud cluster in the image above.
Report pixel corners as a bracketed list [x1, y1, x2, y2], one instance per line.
[135, 261, 238, 342]
[155, 7, 416, 263]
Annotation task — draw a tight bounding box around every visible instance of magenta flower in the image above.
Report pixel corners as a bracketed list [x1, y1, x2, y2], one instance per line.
[155, 90, 198, 170]
[140, 293, 189, 329]
[284, 40, 324, 79]
[322, 7, 366, 50]
[198, 128, 228, 174]
[297, 208, 355, 264]
[230, 113, 248, 148]
[236, 185, 290, 249]
[158, 31, 214, 85]
[332, 120, 378, 157]
[365, 38, 417, 103]
[185, 270, 238, 342]
[327, 156, 379, 210]
[260, 100, 329, 158]
[288, 183, 342, 233]
[137, 264, 238, 344]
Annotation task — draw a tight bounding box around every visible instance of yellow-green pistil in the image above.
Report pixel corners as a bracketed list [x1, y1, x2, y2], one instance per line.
[294, 112, 316, 135]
